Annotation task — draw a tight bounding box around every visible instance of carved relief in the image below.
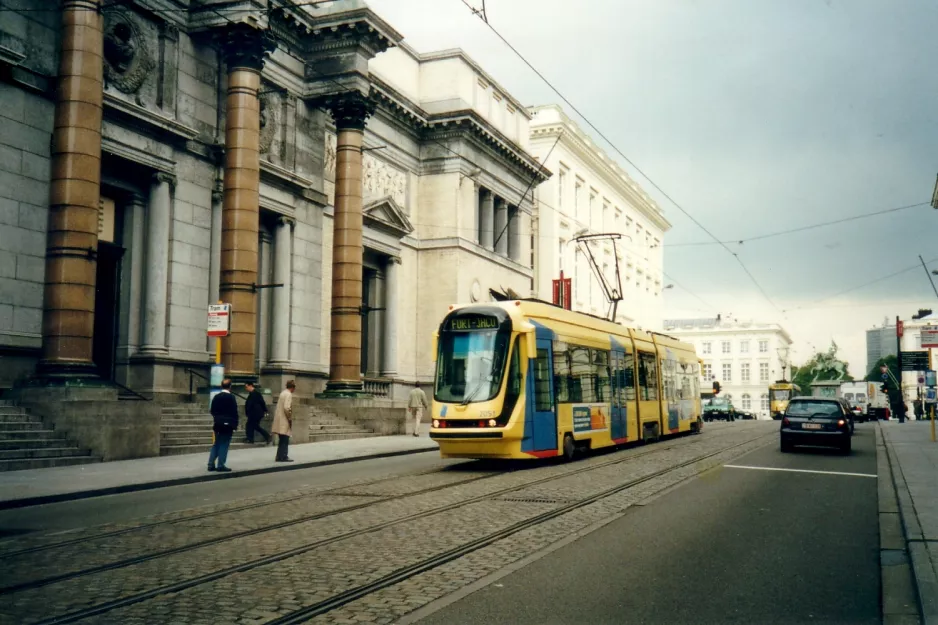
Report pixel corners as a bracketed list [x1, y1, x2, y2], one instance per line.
[102, 8, 155, 95]
[324, 132, 337, 177]
[258, 92, 279, 155]
[363, 154, 406, 206]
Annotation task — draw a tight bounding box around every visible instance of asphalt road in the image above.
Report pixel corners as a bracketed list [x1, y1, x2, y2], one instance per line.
[0, 451, 468, 534]
[417, 423, 880, 625]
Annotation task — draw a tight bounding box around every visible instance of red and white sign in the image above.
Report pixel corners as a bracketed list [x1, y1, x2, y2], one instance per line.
[897, 320, 904, 338]
[207, 304, 231, 337]
[921, 327, 938, 349]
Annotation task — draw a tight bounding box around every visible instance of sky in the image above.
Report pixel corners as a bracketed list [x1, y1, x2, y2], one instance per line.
[365, 0, 938, 376]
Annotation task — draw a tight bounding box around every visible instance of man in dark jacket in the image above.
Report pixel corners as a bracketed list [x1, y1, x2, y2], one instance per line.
[208, 378, 239, 472]
[244, 381, 271, 445]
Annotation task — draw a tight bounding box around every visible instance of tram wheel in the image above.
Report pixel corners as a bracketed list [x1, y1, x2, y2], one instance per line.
[562, 434, 576, 462]
[694, 418, 703, 434]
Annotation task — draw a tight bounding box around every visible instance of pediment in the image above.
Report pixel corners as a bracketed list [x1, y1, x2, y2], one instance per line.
[363, 196, 414, 238]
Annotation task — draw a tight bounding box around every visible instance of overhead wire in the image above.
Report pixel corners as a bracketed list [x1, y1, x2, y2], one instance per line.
[457, 0, 782, 314]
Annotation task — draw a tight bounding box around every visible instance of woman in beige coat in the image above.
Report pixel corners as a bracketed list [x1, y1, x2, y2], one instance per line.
[273, 380, 295, 462]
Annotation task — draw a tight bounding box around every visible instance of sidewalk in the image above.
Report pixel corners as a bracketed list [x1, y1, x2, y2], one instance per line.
[0, 434, 438, 510]
[881, 420, 938, 624]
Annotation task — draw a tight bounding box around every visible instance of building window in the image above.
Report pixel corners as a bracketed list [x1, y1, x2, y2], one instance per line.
[761, 393, 769, 411]
[741, 394, 751, 410]
[574, 179, 583, 220]
[759, 362, 769, 382]
[702, 363, 713, 381]
[741, 362, 750, 382]
[701, 342, 711, 355]
[558, 239, 565, 271]
[602, 201, 609, 230]
[759, 340, 768, 353]
[740, 340, 749, 354]
[721, 341, 731, 354]
[722, 363, 732, 381]
[557, 169, 566, 209]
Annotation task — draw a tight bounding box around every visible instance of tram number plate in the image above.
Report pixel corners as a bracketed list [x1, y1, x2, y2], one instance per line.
[802, 423, 822, 430]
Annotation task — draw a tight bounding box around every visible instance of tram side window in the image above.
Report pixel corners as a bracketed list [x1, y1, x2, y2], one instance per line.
[505, 337, 522, 401]
[619, 351, 637, 401]
[594, 350, 610, 402]
[570, 346, 592, 402]
[638, 352, 659, 401]
[553, 341, 571, 403]
[660, 359, 675, 401]
[534, 346, 553, 411]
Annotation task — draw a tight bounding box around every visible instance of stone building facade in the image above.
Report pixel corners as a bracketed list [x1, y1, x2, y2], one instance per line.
[527, 104, 670, 331]
[663, 316, 794, 419]
[0, 0, 546, 456]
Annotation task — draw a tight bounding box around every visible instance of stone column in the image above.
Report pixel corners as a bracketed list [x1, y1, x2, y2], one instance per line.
[140, 172, 174, 354]
[208, 187, 223, 303]
[269, 216, 293, 365]
[381, 257, 399, 378]
[216, 25, 273, 379]
[322, 93, 374, 393]
[494, 197, 508, 256]
[39, 0, 104, 374]
[256, 228, 272, 368]
[507, 205, 520, 262]
[478, 189, 494, 250]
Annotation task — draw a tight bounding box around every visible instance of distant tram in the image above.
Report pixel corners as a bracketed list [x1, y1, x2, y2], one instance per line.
[768, 381, 800, 420]
[430, 301, 703, 461]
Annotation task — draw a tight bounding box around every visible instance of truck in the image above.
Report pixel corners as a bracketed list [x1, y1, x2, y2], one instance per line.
[839, 381, 871, 422]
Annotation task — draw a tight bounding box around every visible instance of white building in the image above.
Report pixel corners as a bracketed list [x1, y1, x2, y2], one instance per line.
[527, 105, 670, 330]
[663, 316, 794, 419]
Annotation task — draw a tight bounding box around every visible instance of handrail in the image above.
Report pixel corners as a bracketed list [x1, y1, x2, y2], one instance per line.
[184, 366, 249, 402]
[112, 379, 150, 401]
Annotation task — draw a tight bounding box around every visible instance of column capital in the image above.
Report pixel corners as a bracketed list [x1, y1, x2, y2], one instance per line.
[319, 92, 375, 131]
[216, 23, 275, 72]
[277, 215, 296, 230]
[152, 171, 176, 188]
[386, 256, 402, 266]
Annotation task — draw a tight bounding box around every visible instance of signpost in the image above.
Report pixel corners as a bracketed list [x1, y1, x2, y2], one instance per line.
[207, 303, 231, 410]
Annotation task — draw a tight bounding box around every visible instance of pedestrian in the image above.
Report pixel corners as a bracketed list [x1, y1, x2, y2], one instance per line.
[272, 380, 295, 462]
[208, 378, 239, 472]
[244, 381, 271, 445]
[407, 381, 430, 437]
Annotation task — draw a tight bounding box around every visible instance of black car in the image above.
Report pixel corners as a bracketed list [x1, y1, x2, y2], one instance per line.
[780, 397, 852, 454]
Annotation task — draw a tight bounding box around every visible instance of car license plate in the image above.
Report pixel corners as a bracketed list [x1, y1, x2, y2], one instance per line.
[803, 423, 822, 430]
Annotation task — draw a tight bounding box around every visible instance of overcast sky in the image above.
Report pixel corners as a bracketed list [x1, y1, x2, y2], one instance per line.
[366, 0, 938, 375]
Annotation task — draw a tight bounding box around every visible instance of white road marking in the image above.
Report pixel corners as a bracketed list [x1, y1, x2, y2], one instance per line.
[723, 464, 878, 478]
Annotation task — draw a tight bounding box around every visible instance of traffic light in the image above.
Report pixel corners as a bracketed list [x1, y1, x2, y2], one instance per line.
[712, 381, 721, 395]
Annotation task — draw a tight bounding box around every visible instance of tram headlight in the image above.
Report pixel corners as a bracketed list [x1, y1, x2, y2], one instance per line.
[432, 419, 440, 428]
[488, 419, 497, 427]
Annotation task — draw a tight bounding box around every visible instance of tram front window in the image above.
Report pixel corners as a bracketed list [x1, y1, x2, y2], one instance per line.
[770, 389, 791, 402]
[435, 329, 511, 404]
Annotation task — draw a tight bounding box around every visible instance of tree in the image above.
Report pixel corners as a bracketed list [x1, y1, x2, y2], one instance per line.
[865, 354, 899, 385]
[791, 341, 854, 393]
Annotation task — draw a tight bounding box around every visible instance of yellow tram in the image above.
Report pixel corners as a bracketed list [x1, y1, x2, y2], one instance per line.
[768, 381, 800, 420]
[430, 301, 703, 460]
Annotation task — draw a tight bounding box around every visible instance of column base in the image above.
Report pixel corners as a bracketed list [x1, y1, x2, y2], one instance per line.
[317, 380, 372, 399]
[32, 361, 103, 384]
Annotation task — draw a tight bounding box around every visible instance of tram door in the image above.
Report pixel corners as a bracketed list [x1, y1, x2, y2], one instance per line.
[531, 339, 557, 451]
[610, 349, 628, 441]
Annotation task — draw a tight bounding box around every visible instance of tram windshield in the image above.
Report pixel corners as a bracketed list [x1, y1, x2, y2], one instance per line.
[435, 327, 511, 404]
[770, 388, 791, 401]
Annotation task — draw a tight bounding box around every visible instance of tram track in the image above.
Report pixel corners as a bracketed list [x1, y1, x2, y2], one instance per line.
[25, 428, 770, 625]
[5, 436, 687, 596]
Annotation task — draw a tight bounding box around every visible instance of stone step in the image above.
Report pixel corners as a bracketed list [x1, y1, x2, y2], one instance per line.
[161, 409, 209, 416]
[159, 442, 256, 457]
[0, 407, 27, 416]
[160, 418, 213, 427]
[0, 439, 72, 450]
[0, 447, 92, 460]
[0, 400, 16, 407]
[0, 456, 102, 472]
[160, 425, 214, 434]
[308, 432, 383, 443]
[0, 430, 65, 442]
[0, 413, 40, 423]
[0, 421, 48, 432]
[159, 435, 215, 446]
[309, 424, 370, 432]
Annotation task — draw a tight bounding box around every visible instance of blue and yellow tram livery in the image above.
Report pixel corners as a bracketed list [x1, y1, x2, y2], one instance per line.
[430, 301, 702, 460]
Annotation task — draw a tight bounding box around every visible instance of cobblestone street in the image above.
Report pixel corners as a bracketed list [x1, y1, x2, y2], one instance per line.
[0, 423, 773, 625]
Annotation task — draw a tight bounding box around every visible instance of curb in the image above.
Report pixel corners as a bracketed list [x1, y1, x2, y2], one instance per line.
[0, 446, 438, 511]
[881, 423, 938, 624]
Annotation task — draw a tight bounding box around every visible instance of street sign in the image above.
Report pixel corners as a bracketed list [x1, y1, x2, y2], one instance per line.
[207, 304, 231, 337]
[927, 370, 937, 387]
[901, 351, 929, 372]
[921, 327, 938, 349]
[898, 320, 904, 338]
[926, 388, 937, 404]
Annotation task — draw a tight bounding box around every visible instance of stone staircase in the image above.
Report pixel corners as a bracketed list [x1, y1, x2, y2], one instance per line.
[0, 400, 102, 471]
[308, 404, 382, 442]
[159, 402, 257, 457]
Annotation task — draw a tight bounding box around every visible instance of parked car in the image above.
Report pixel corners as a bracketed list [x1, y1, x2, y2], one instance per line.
[736, 410, 756, 420]
[703, 398, 736, 422]
[780, 397, 853, 454]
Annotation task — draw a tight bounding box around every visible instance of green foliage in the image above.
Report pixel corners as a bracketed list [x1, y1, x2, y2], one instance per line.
[865, 354, 899, 385]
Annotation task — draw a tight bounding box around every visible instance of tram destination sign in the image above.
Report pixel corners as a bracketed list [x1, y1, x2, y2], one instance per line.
[900, 350, 929, 372]
[445, 314, 500, 332]
[207, 304, 231, 337]
[921, 327, 938, 349]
